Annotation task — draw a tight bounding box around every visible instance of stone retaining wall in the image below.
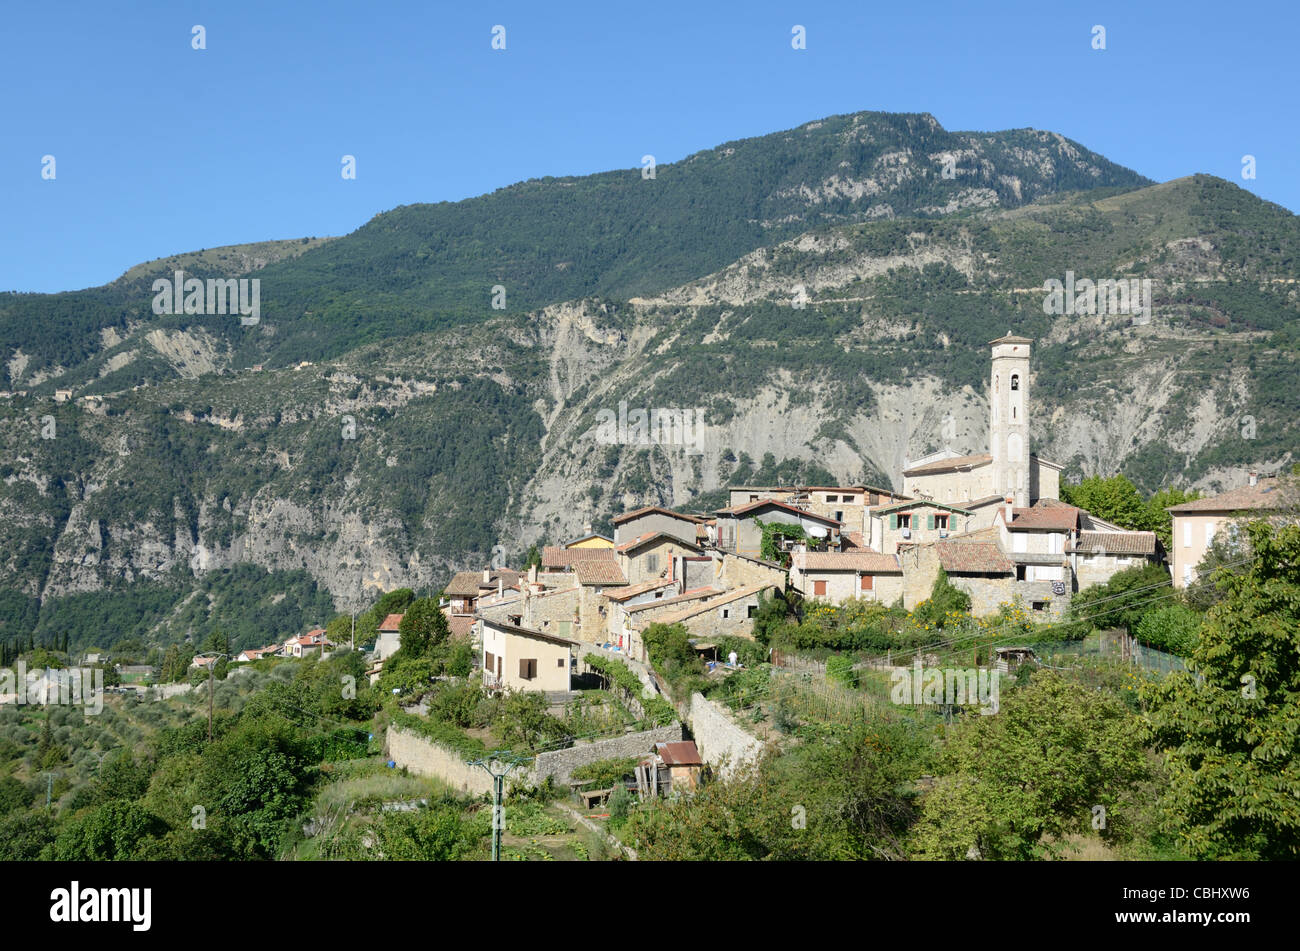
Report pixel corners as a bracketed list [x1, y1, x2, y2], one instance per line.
[688, 692, 763, 780]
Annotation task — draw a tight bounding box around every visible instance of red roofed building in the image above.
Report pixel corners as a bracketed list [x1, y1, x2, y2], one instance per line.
[284, 628, 333, 658]
[790, 547, 904, 604]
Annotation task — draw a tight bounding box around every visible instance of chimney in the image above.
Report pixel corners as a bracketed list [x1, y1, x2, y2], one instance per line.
[1249, 472, 1258, 487]
[529, 564, 538, 585]
[1004, 496, 1015, 523]
[497, 578, 503, 598]
[483, 567, 491, 584]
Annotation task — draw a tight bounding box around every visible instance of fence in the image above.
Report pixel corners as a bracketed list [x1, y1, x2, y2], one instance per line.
[1026, 633, 1187, 675]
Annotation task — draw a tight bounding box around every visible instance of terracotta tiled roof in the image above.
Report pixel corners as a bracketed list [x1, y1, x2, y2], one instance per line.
[541, 546, 616, 569]
[448, 615, 475, 639]
[575, 560, 628, 586]
[841, 531, 867, 550]
[1067, 531, 1158, 555]
[793, 550, 901, 573]
[902, 453, 992, 477]
[479, 617, 578, 647]
[624, 586, 725, 613]
[1166, 477, 1286, 513]
[869, 498, 973, 514]
[287, 630, 332, 647]
[935, 541, 1014, 575]
[378, 613, 404, 632]
[615, 531, 701, 553]
[563, 533, 612, 547]
[1010, 504, 1080, 531]
[989, 334, 1034, 345]
[632, 582, 777, 628]
[613, 506, 702, 525]
[714, 499, 842, 524]
[656, 741, 703, 766]
[444, 569, 520, 596]
[604, 578, 676, 602]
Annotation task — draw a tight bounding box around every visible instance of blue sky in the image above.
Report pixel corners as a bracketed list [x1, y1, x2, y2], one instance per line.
[3, 0, 1296, 293]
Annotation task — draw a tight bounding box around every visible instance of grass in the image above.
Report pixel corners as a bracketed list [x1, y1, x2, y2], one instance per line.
[313, 762, 451, 813]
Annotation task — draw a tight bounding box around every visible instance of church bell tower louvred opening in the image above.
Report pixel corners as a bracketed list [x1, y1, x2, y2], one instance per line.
[989, 334, 1032, 508]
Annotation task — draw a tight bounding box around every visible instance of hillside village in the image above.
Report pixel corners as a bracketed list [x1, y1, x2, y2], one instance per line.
[359, 334, 1283, 693]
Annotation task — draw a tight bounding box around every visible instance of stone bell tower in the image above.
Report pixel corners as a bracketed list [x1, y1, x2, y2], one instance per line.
[989, 334, 1032, 508]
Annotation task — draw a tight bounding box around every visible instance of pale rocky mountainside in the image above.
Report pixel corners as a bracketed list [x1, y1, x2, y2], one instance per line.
[1, 176, 1294, 630]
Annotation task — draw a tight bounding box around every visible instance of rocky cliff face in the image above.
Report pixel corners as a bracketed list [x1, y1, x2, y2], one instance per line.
[2, 175, 1295, 631]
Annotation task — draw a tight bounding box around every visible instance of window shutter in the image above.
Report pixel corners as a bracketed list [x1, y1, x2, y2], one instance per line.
[927, 513, 935, 530]
[889, 514, 897, 530]
[814, 580, 827, 595]
[860, 574, 872, 591]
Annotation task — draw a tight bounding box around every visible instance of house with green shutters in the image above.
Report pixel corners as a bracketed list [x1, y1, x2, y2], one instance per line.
[866, 499, 976, 554]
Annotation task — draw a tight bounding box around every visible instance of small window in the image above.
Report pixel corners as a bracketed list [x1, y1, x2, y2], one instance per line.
[1016, 565, 1027, 581]
[813, 580, 827, 596]
[898, 514, 911, 529]
[935, 514, 949, 530]
[826, 494, 838, 503]
[750, 495, 759, 502]
[646, 553, 659, 573]
[721, 607, 730, 619]
[834, 510, 844, 523]
[557, 658, 565, 668]
[519, 658, 537, 680]
[860, 574, 873, 591]
[1011, 374, 1020, 391]
[748, 604, 757, 618]
[655, 590, 663, 599]
[1031, 601, 1047, 612]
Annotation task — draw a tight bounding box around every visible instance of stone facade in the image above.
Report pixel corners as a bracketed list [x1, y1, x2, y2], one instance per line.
[613, 509, 699, 546]
[793, 568, 905, 607]
[715, 551, 787, 590]
[524, 584, 582, 641]
[868, 501, 975, 554]
[638, 584, 776, 641]
[1073, 552, 1147, 590]
[618, 535, 698, 585]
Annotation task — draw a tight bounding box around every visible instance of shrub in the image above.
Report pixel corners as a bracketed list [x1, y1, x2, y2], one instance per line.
[826, 654, 858, 688]
[388, 708, 486, 759]
[1135, 604, 1201, 657]
[570, 756, 640, 790]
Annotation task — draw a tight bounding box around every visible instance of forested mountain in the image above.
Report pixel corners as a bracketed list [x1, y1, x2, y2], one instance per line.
[2, 110, 1296, 654]
[2, 110, 1146, 390]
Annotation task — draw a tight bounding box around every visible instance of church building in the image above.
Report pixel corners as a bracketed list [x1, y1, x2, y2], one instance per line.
[901, 334, 1062, 518]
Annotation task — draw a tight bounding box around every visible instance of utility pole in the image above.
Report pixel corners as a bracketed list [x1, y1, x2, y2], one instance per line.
[469, 753, 526, 861]
[196, 651, 228, 742]
[351, 613, 355, 653]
